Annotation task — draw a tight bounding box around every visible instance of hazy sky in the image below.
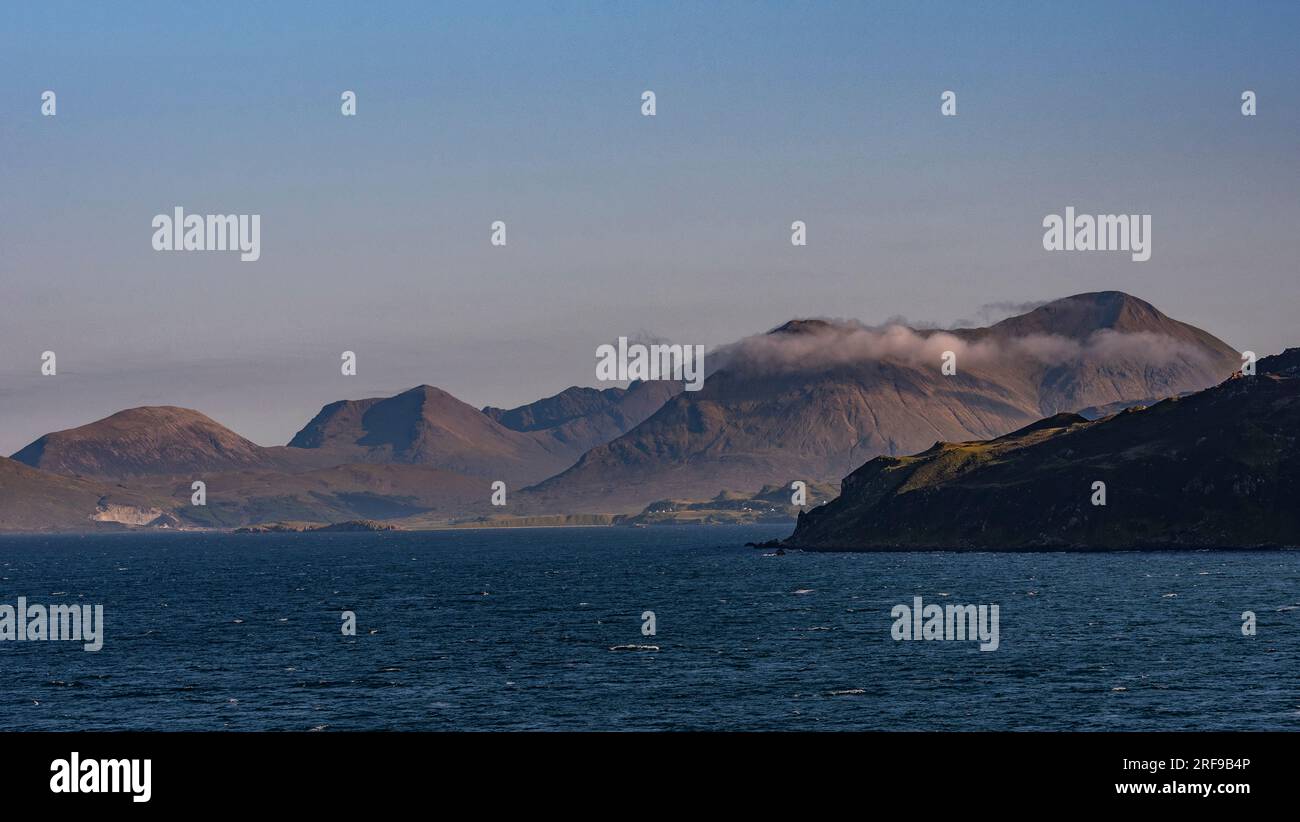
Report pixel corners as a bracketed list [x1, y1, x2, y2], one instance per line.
[2, 1, 1298, 453]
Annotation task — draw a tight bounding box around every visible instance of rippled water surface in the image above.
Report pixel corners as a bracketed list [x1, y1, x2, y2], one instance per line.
[1, 527, 1297, 730]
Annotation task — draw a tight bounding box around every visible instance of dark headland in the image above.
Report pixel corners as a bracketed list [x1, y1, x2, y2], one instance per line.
[785, 348, 1300, 552]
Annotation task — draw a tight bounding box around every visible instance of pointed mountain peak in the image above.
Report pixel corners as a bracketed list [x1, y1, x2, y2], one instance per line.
[399, 384, 453, 399]
[768, 318, 837, 336]
[989, 291, 1170, 338]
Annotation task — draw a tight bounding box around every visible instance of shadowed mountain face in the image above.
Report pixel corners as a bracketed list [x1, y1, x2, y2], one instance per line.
[523, 292, 1240, 512]
[484, 380, 681, 455]
[785, 349, 1300, 551]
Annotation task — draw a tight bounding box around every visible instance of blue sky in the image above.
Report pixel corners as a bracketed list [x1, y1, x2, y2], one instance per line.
[2, 1, 1298, 451]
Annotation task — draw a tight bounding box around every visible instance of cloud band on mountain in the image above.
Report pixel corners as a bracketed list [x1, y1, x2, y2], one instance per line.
[710, 320, 1218, 376]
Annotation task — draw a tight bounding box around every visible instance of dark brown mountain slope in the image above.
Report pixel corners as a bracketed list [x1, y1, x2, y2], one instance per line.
[785, 348, 1300, 551]
[10, 407, 281, 478]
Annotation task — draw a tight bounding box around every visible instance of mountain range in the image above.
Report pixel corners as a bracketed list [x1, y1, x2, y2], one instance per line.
[0, 292, 1251, 533]
[521, 291, 1239, 510]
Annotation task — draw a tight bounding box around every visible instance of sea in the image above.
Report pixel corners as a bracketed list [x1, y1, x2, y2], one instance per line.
[1, 525, 1296, 731]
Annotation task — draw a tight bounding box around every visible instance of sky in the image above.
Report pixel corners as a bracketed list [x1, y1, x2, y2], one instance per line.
[2, 1, 1298, 453]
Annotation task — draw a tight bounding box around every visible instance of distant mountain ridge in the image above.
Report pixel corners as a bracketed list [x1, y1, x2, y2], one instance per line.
[0, 291, 1251, 531]
[285, 380, 679, 485]
[522, 292, 1240, 511]
[3, 381, 682, 529]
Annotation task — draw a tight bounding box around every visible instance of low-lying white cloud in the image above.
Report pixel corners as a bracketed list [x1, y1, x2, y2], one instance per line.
[710, 319, 1214, 377]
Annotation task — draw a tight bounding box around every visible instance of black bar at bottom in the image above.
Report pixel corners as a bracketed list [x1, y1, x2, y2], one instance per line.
[3, 731, 1282, 809]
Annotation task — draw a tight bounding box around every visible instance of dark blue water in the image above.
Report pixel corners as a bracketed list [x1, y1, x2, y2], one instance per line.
[1, 526, 1297, 730]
